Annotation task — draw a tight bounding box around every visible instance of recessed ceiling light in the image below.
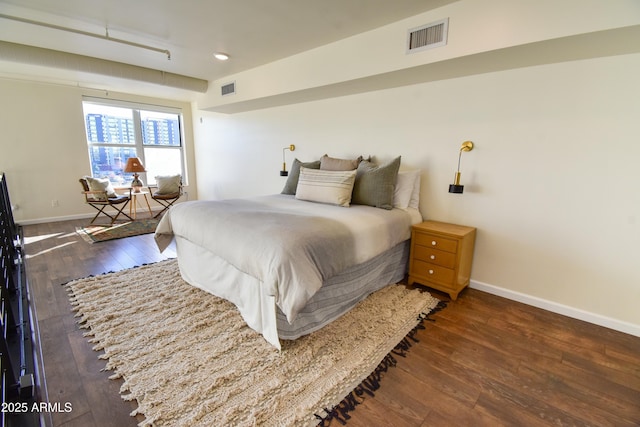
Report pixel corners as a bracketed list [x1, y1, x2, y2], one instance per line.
[213, 52, 230, 61]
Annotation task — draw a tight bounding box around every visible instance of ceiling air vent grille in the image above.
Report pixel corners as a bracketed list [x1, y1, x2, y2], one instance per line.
[221, 81, 236, 96]
[407, 18, 448, 54]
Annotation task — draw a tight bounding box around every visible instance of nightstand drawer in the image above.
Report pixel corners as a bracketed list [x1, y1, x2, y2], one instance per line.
[414, 233, 458, 253]
[412, 246, 456, 269]
[412, 260, 455, 284]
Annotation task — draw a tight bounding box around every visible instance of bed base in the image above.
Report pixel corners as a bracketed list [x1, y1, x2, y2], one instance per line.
[276, 241, 410, 340]
[173, 236, 410, 348]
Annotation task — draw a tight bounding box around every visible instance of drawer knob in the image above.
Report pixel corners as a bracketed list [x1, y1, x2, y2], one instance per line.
[431, 241, 437, 246]
[430, 255, 436, 260]
[428, 269, 434, 274]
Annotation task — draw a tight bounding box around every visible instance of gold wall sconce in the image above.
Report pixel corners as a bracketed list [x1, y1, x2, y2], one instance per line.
[280, 144, 296, 176]
[448, 141, 474, 194]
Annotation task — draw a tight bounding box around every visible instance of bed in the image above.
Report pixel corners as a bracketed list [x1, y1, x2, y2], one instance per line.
[155, 156, 422, 349]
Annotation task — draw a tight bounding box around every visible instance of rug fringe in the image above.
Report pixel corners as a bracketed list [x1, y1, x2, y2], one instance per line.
[314, 299, 447, 426]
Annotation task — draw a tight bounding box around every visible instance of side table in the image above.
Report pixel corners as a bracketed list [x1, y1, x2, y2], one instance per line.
[129, 191, 153, 219]
[408, 220, 476, 300]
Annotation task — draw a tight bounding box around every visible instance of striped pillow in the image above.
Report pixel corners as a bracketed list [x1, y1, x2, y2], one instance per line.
[295, 167, 357, 207]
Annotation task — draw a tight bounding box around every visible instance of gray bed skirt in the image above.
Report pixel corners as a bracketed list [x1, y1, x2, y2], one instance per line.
[276, 240, 410, 340]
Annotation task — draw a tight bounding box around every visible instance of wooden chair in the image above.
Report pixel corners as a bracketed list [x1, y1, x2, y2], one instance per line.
[79, 178, 133, 225]
[148, 176, 183, 218]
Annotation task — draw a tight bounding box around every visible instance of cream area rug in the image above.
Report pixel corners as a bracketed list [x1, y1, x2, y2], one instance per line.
[66, 259, 442, 427]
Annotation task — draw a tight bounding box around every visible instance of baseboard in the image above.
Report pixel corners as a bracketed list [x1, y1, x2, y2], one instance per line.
[18, 213, 93, 225]
[17, 207, 163, 226]
[470, 280, 640, 338]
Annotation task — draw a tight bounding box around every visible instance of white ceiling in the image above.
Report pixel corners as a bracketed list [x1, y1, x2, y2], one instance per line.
[0, 0, 455, 97]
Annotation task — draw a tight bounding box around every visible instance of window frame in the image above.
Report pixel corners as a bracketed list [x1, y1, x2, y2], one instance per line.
[82, 97, 186, 188]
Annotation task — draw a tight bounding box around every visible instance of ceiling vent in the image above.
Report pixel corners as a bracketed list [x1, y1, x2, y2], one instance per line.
[221, 81, 236, 96]
[407, 18, 449, 54]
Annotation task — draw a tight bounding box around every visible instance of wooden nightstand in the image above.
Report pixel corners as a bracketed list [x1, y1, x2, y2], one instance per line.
[408, 220, 476, 300]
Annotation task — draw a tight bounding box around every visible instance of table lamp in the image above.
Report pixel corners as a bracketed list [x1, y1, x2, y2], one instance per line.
[124, 157, 146, 193]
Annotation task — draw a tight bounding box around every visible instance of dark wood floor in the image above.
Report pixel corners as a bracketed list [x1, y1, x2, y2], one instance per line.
[20, 218, 640, 426]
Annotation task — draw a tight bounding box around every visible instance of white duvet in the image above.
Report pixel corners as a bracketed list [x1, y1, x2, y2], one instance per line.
[155, 195, 418, 342]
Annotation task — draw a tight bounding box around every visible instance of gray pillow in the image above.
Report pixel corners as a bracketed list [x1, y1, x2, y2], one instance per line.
[319, 154, 363, 171]
[281, 158, 321, 195]
[352, 156, 401, 209]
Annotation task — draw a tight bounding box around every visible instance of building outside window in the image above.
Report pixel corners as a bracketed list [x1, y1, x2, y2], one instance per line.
[82, 98, 185, 188]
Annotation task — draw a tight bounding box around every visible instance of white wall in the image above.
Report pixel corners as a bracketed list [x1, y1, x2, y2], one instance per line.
[0, 80, 197, 223]
[193, 52, 640, 335]
[199, 0, 640, 112]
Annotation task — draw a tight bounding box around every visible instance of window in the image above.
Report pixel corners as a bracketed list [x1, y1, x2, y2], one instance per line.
[82, 99, 185, 187]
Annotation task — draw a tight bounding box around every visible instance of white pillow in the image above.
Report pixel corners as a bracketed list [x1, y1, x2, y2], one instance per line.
[155, 174, 181, 195]
[84, 176, 117, 200]
[393, 170, 420, 209]
[295, 167, 357, 207]
[409, 172, 421, 210]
